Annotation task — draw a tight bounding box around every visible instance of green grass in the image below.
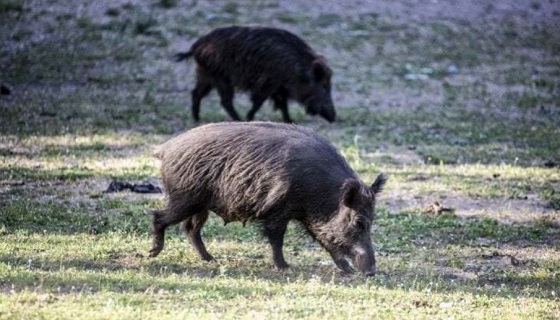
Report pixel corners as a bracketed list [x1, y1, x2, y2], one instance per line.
[0, 0, 23, 13]
[1, 0, 559, 318]
[1, 199, 559, 318]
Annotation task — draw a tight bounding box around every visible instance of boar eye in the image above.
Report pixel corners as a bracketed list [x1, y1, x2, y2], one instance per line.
[352, 216, 369, 231]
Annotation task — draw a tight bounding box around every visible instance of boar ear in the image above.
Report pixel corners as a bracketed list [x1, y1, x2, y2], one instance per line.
[370, 173, 387, 196]
[312, 58, 331, 82]
[341, 179, 362, 208]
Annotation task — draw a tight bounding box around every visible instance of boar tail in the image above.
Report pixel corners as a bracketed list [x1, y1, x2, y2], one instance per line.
[174, 51, 193, 62]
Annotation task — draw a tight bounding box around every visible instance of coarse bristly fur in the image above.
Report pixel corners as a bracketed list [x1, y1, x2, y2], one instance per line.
[150, 122, 386, 276]
[175, 25, 336, 123]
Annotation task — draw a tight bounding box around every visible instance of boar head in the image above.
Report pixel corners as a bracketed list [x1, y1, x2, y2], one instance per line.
[294, 58, 336, 122]
[315, 174, 386, 276]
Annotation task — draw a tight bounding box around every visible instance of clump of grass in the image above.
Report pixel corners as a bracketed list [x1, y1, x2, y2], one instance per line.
[0, 200, 96, 233]
[0, 0, 23, 13]
[422, 153, 457, 165]
[0, 197, 157, 235]
[376, 210, 547, 249]
[158, 0, 178, 9]
[76, 16, 95, 29]
[274, 12, 305, 24]
[547, 198, 560, 210]
[133, 13, 158, 35]
[222, 2, 239, 14]
[105, 7, 120, 17]
[515, 91, 540, 110]
[313, 13, 343, 28]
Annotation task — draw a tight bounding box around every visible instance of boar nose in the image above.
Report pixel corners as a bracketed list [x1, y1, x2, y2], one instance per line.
[352, 245, 376, 276]
[363, 266, 376, 277]
[321, 107, 336, 122]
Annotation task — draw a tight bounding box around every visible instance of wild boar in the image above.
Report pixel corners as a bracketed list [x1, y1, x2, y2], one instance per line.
[149, 122, 386, 276]
[175, 25, 336, 123]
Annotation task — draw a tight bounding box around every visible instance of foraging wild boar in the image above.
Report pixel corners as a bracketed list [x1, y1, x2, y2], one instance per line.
[175, 25, 336, 123]
[149, 122, 386, 276]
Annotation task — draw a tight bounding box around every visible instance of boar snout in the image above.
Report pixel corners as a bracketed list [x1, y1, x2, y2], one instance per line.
[320, 103, 336, 123]
[303, 95, 336, 122]
[351, 245, 376, 277]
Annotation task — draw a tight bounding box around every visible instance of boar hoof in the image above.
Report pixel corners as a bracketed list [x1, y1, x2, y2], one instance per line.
[200, 253, 214, 261]
[274, 262, 290, 270]
[148, 247, 163, 258]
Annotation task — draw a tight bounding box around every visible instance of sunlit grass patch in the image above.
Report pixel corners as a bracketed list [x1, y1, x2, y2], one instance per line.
[0, 133, 162, 181]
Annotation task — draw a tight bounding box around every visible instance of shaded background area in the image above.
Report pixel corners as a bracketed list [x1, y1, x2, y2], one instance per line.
[1, 0, 559, 166]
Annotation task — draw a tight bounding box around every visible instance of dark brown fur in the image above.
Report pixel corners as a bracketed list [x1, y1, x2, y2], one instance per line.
[150, 122, 385, 275]
[175, 25, 336, 123]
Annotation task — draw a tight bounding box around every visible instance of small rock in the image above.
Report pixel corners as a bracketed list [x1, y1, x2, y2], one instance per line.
[447, 64, 459, 74]
[423, 200, 453, 214]
[420, 67, 433, 74]
[482, 251, 500, 259]
[131, 183, 162, 194]
[407, 173, 430, 181]
[105, 181, 133, 193]
[0, 85, 11, 95]
[476, 237, 495, 247]
[543, 160, 557, 168]
[104, 181, 162, 193]
[404, 73, 429, 81]
[450, 137, 469, 146]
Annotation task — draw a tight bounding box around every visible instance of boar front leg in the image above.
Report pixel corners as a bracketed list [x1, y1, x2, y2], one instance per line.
[216, 81, 241, 121]
[263, 219, 290, 269]
[246, 93, 268, 121]
[271, 90, 292, 123]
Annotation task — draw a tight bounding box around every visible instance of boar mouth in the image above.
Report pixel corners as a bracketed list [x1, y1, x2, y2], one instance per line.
[302, 99, 336, 122]
[329, 247, 376, 276]
[302, 97, 336, 122]
[333, 256, 375, 277]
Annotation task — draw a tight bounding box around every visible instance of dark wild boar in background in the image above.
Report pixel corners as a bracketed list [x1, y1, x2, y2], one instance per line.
[175, 25, 336, 123]
[149, 122, 386, 276]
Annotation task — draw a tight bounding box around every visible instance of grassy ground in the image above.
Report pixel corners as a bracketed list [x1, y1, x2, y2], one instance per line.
[1, 0, 559, 319]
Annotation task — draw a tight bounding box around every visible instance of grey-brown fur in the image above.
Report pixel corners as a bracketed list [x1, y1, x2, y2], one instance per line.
[150, 122, 386, 275]
[175, 25, 336, 123]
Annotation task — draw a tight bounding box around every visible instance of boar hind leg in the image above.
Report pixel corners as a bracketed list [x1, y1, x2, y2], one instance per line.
[149, 200, 202, 257]
[149, 209, 171, 257]
[191, 79, 213, 122]
[271, 91, 292, 123]
[247, 91, 272, 121]
[263, 219, 290, 269]
[181, 211, 213, 261]
[216, 81, 241, 121]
